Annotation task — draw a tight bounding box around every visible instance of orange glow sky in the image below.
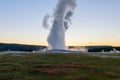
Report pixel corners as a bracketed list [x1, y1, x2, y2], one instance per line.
[0, 0, 120, 46]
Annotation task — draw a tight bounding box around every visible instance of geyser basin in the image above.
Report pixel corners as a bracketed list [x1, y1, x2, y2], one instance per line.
[43, 0, 76, 50]
[44, 49, 83, 53]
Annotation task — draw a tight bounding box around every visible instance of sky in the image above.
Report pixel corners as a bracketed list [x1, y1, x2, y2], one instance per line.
[0, 0, 120, 46]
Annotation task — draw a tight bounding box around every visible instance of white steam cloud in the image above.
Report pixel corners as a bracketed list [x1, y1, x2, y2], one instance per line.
[43, 0, 76, 50]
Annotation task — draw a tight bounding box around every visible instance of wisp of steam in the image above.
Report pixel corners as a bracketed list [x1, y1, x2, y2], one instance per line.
[43, 0, 76, 50]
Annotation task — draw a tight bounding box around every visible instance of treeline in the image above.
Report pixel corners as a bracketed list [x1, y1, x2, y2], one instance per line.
[0, 43, 46, 52]
[87, 46, 120, 52]
[0, 43, 120, 52]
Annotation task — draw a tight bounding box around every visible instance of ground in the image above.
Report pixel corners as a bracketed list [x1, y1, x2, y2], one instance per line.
[0, 53, 120, 80]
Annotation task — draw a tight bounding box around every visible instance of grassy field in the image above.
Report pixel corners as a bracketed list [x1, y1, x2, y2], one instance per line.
[0, 53, 120, 80]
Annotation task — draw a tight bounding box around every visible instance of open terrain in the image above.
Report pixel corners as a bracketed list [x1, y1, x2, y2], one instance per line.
[0, 53, 120, 80]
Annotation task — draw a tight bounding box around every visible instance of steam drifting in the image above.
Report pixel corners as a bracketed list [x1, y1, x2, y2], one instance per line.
[43, 0, 76, 50]
[43, 14, 50, 29]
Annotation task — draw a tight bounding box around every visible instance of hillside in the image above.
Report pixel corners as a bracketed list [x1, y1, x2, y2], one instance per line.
[0, 43, 120, 52]
[0, 43, 46, 52]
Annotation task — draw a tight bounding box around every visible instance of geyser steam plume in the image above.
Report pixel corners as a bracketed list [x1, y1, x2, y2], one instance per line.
[43, 0, 76, 50]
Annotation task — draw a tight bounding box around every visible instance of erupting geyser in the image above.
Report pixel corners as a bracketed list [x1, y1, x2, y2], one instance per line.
[43, 0, 76, 50]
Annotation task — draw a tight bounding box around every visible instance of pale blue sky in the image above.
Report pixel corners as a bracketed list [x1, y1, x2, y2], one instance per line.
[0, 0, 120, 46]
